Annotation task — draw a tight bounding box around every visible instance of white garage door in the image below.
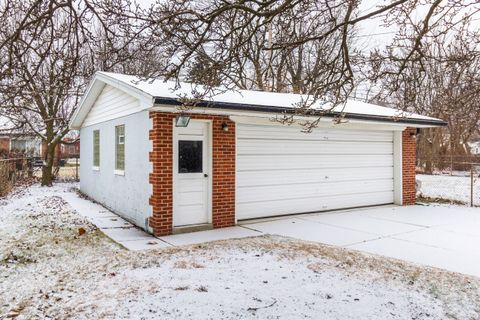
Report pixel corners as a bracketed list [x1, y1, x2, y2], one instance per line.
[236, 124, 394, 220]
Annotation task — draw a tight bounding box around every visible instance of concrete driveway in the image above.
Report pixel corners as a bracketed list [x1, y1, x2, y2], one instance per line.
[241, 205, 480, 278]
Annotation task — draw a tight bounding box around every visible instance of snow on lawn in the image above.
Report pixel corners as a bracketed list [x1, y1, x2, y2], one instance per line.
[417, 173, 480, 205]
[1, 183, 480, 319]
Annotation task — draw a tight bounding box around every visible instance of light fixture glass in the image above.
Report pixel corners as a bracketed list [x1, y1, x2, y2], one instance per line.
[175, 115, 191, 127]
[221, 122, 229, 131]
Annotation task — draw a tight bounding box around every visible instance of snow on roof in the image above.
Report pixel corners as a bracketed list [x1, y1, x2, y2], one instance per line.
[0, 116, 13, 132]
[100, 72, 444, 122]
[0, 117, 27, 135]
[70, 71, 447, 129]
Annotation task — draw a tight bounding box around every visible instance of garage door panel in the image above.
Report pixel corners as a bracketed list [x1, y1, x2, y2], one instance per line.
[237, 179, 393, 203]
[238, 154, 393, 171]
[236, 123, 396, 220]
[238, 139, 393, 155]
[237, 191, 395, 220]
[237, 166, 394, 187]
[237, 125, 394, 142]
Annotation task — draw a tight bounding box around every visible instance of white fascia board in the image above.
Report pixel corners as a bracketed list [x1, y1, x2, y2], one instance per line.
[150, 104, 409, 131]
[70, 73, 154, 130]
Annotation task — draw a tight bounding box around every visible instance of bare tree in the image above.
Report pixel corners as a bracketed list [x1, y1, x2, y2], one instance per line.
[0, 0, 163, 185]
[1, 0, 480, 186]
[366, 21, 480, 172]
[149, 1, 479, 101]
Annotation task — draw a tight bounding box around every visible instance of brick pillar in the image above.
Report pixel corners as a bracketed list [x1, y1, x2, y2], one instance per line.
[148, 112, 174, 236]
[210, 116, 236, 228]
[148, 112, 236, 236]
[402, 128, 416, 205]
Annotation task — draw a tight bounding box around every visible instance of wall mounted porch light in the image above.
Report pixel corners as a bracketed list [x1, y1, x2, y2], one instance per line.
[221, 122, 229, 131]
[175, 115, 191, 127]
[410, 128, 421, 139]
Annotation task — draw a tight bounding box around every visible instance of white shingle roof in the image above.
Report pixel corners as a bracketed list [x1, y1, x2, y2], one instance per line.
[70, 71, 446, 129]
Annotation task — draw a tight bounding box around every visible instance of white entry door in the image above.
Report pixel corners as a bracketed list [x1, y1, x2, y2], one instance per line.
[173, 120, 211, 226]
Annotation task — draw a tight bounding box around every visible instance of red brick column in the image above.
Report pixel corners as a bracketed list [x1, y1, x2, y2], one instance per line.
[149, 112, 174, 236]
[148, 112, 236, 236]
[402, 128, 416, 205]
[210, 116, 236, 228]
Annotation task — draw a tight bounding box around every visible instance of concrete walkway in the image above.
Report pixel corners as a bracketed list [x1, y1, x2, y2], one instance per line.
[62, 193, 169, 250]
[61, 192, 260, 250]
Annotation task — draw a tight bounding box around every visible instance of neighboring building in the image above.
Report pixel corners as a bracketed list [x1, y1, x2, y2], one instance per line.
[70, 72, 447, 236]
[0, 134, 42, 157]
[60, 139, 80, 158]
[0, 133, 77, 163]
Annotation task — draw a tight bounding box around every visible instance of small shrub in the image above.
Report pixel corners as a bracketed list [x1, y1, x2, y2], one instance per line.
[0, 161, 12, 196]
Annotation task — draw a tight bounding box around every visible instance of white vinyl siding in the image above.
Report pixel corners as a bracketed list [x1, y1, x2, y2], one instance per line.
[115, 125, 125, 171]
[82, 85, 141, 128]
[236, 124, 394, 220]
[93, 130, 100, 167]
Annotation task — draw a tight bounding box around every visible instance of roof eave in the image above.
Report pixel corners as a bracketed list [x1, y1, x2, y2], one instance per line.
[153, 97, 447, 128]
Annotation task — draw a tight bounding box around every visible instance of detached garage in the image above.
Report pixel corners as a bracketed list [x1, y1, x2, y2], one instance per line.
[70, 72, 446, 236]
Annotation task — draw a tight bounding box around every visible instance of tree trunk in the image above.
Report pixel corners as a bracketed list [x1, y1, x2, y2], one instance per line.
[41, 142, 56, 186]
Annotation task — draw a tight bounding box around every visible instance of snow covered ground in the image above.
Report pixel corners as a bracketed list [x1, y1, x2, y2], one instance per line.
[417, 173, 480, 205]
[1, 183, 480, 319]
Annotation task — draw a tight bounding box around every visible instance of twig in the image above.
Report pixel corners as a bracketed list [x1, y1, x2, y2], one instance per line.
[247, 298, 277, 312]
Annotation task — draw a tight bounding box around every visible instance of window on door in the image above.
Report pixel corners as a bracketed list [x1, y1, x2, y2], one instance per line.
[115, 125, 125, 171]
[178, 140, 202, 173]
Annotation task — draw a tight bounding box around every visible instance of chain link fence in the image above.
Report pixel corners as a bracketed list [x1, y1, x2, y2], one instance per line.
[31, 155, 80, 182]
[0, 155, 80, 196]
[55, 155, 80, 182]
[416, 157, 480, 206]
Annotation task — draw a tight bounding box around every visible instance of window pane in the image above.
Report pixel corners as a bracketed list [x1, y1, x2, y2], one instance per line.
[115, 125, 125, 171]
[178, 140, 203, 173]
[11, 139, 27, 153]
[93, 130, 100, 167]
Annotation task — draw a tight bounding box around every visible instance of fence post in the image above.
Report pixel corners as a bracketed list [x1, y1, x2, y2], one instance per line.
[28, 157, 33, 178]
[471, 164, 474, 207]
[75, 156, 79, 181]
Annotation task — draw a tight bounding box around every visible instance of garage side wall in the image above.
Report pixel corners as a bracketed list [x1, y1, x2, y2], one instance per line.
[149, 112, 236, 236]
[402, 128, 416, 205]
[79, 111, 152, 229]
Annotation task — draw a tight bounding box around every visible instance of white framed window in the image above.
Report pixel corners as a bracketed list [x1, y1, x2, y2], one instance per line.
[115, 125, 125, 173]
[93, 130, 100, 169]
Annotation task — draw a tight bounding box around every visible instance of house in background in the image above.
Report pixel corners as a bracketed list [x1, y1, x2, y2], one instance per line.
[70, 72, 447, 236]
[0, 118, 79, 161]
[0, 119, 44, 158]
[0, 134, 42, 157]
[59, 138, 80, 159]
